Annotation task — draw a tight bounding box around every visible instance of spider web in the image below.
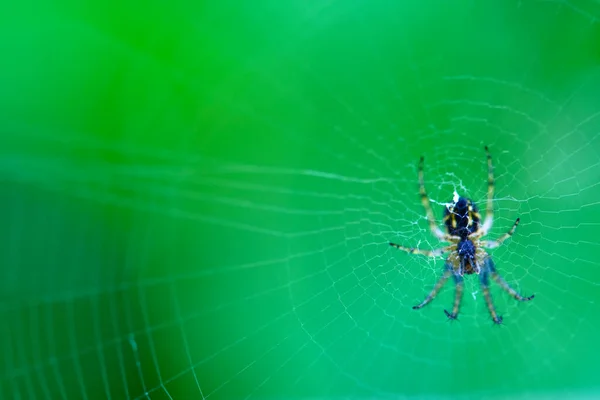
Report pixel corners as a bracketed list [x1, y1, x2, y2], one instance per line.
[2, 0, 600, 399]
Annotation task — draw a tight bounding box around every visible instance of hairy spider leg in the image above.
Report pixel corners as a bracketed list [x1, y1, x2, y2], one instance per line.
[483, 145, 494, 233]
[471, 146, 495, 239]
[487, 258, 535, 301]
[481, 218, 520, 249]
[444, 273, 464, 320]
[479, 261, 503, 324]
[419, 156, 455, 242]
[389, 243, 456, 258]
[412, 265, 452, 310]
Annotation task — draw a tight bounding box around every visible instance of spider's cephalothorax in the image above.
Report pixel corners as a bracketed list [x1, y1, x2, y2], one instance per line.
[457, 237, 477, 275]
[389, 146, 534, 324]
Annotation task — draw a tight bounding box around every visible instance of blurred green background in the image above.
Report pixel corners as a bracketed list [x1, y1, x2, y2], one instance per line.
[1, 0, 600, 399]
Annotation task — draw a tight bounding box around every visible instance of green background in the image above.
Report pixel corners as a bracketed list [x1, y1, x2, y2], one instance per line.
[1, 1, 600, 399]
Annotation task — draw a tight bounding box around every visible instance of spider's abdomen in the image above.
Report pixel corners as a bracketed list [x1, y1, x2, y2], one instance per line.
[444, 197, 480, 238]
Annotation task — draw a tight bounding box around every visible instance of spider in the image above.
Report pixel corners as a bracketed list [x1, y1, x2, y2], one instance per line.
[389, 146, 534, 324]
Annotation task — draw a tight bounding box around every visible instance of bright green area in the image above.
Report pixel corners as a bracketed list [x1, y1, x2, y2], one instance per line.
[1, 1, 600, 399]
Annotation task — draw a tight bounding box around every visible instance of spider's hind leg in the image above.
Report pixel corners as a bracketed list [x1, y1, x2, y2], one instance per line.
[481, 145, 495, 235]
[418, 156, 451, 241]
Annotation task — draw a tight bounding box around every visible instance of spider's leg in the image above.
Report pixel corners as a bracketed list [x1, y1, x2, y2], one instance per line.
[481, 218, 520, 249]
[480, 259, 503, 324]
[444, 273, 464, 320]
[419, 156, 451, 241]
[412, 265, 452, 310]
[389, 243, 456, 258]
[486, 258, 535, 302]
[471, 146, 495, 239]
[482, 145, 495, 234]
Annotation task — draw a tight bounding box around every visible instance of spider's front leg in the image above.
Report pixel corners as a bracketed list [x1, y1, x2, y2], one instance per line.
[412, 261, 454, 310]
[487, 257, 535, 302]
[479, 261, 503, 324]
[479, 256, 534, 324]
[444, 273, 464, 321]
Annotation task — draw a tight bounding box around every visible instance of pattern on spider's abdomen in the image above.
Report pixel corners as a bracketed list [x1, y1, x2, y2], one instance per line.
[444, 197, 480, 238]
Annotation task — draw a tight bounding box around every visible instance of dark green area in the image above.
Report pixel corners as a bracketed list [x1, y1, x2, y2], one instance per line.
[1, 1, 600, 399]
